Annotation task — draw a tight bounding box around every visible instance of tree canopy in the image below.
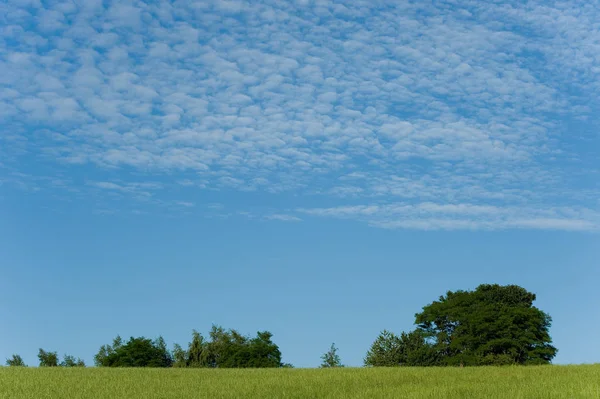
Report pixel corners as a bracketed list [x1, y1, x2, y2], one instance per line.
[5, 354, 26, 367]
[365, 330, 436, 367]
[61, 354, 86, 367]
[365, 284, 557, 366]
[94, 326, 284, 368]
[94, 336, 173, 367]
[174, 326, 283, 368]
[38, 349, 59, 367]
[35, 349, 85, 367]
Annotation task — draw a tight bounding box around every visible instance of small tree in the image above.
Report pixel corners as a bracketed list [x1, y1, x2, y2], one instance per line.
[320, 343, 343, 368]
[187, 330, 207, 368]
[364, 330, 403, 367]
[6, 354, 26, 367]
[61, 354, 85, 367]
[38, 349, 59, 367]
[172, 343, 188, 368]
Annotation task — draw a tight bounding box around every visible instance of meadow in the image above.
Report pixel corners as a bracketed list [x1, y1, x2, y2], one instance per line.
[1, 365, 599, 399]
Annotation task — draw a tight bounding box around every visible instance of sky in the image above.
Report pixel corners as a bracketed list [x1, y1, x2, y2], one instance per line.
[1, 0, 599, 368]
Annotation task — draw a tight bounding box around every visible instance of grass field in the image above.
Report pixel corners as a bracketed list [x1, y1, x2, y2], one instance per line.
[1, 365, 599, 398]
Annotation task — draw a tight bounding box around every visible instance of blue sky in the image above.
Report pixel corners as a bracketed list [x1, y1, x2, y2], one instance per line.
[1, 0, 599, 367]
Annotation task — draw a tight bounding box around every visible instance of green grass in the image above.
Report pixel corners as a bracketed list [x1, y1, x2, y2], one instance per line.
[1, 365, 599, 398]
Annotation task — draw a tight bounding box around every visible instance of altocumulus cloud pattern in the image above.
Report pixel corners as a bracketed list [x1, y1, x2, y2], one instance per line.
[1, 0, 599, 231]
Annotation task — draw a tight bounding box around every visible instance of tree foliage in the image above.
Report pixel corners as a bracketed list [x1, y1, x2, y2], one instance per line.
[365, 330, 401, 367]
[6, 354, 26, 367]
[365, 284, 557, 367]
[416, 284, 557, 366]
[61, 354, 85, 367]
[92, 326, 283, 368]
[38, 349, 59, 367]
[172, 343, 187, 368]
[320, 343, 343, 368]
[94, 335, 173, 367]
[186, 329, 208, 367]
[364, 330, 436, 367]
[174, 325, 283, 368]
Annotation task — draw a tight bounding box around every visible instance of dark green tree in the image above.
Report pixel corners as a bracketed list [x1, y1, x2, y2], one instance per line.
[243, 331, 283, 368]
[320, 343, 343, 368]
[94, 335, 123, 367]
[38, 349, 59, 367]
[61, 354, 85, 367]
[415, 284, 557, 366]
[154, 336, 173, 367]
[6, 354, 26, 367]
[204, 325, 238, 368]
[94, 336, 173, 367]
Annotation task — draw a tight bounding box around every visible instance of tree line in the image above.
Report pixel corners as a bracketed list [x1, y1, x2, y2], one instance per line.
[6, 350, 85, 367]
[95, 326, 288, 368]
[4, 284, 557, 368]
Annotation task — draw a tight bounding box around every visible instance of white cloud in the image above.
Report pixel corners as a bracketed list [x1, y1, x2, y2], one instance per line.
[1, 0, 599, 230]
[86, 180, 162, 199]
[299, 203, 600, 231]
[266, 214, 302, 222]
[175, 201, 195, 208]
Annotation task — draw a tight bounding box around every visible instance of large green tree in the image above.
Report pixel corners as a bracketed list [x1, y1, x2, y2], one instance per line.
[365, 284, 557, 367]
[94, 336, 173, 367]
[415, 284, 557, 366]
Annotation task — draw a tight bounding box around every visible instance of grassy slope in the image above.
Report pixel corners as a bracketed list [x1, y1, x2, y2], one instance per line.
[1, 365, 599, 399]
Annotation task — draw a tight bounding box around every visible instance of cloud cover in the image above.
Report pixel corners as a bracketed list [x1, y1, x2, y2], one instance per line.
[1, 0, 599, 230]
